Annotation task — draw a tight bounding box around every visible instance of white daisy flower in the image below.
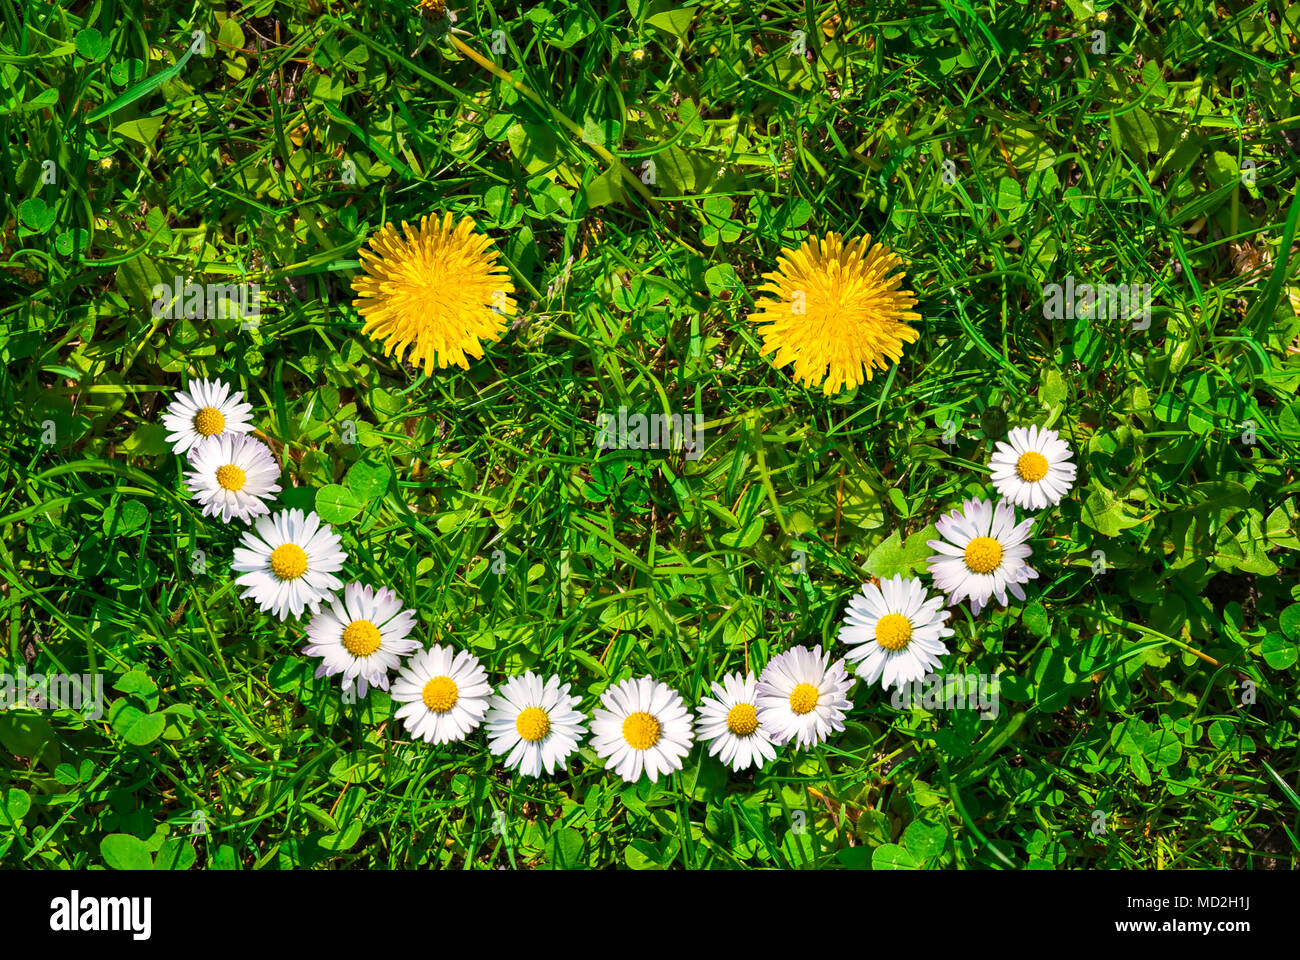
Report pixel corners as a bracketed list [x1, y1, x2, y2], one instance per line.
[484, 672, 587, 777]
[183, 433, 281, 524]
[988, 424, 1077, 510]
[302, 582, 420, 697]
[161, 377, 255, 456]
[695, 671, 778, 772]
[391, 644, 491, 745]
[926, 497, 1038, 616]
[755, 646, 853, 750]
[231, 509, 347, 620]
[839, 574, 955, 690]
[591, 677, 694, 783]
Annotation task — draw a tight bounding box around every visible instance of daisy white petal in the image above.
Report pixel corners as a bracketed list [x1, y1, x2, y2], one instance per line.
[390, 644, 491, 745]
[695, 671, 778, 771]
[590, 677, 694, 783]
[484, 672, 587, 777]
[161, 377, 255, 456]
[926, 498, 1038, 616]
[988, 425, 1077, 510]
[184, 433, 281, 524]
[302, 582, 419, 697]
[839, 574, 954, 690]
[231, 508, 346, 620]
[755, 646, 853, 750]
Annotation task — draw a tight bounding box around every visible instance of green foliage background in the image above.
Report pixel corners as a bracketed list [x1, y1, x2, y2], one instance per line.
[2, 0, 1299, 869]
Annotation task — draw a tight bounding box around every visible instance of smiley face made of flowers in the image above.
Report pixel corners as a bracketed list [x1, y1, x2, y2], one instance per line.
[144, 210, 1082, 788]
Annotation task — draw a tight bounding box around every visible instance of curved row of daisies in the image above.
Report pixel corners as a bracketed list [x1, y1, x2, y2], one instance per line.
[161, 378, 1077, 781]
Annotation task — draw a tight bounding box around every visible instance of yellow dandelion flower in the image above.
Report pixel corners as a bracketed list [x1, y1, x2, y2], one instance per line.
[351, 213, 516, 375]
[750, 232, 921, 395]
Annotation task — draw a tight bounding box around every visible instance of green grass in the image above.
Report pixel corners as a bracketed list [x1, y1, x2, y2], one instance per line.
[2, 0, 1300, 869]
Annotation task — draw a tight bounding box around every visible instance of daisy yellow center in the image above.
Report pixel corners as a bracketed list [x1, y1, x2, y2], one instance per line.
[193, 407, 225, 436]
[964, 536, 1003, 575]
[749, 232, 922, 395]
[268, 543, 308, 581]
[622, 711, 661, 750]
[875, 613, 913, 651]
[351, 213, 516, 377]
[341, 619, 382, 658]
[422, 676, 459, 713]
[1015, 451, 1049, 482]
[789, 683, 819, 715]
[515, 707, 551, 742]
[726, 703, 759, 736]
[215, 463, 246, 492]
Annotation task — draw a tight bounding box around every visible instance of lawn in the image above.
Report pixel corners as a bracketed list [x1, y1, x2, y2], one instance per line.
[2, 0, 1299, 870]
